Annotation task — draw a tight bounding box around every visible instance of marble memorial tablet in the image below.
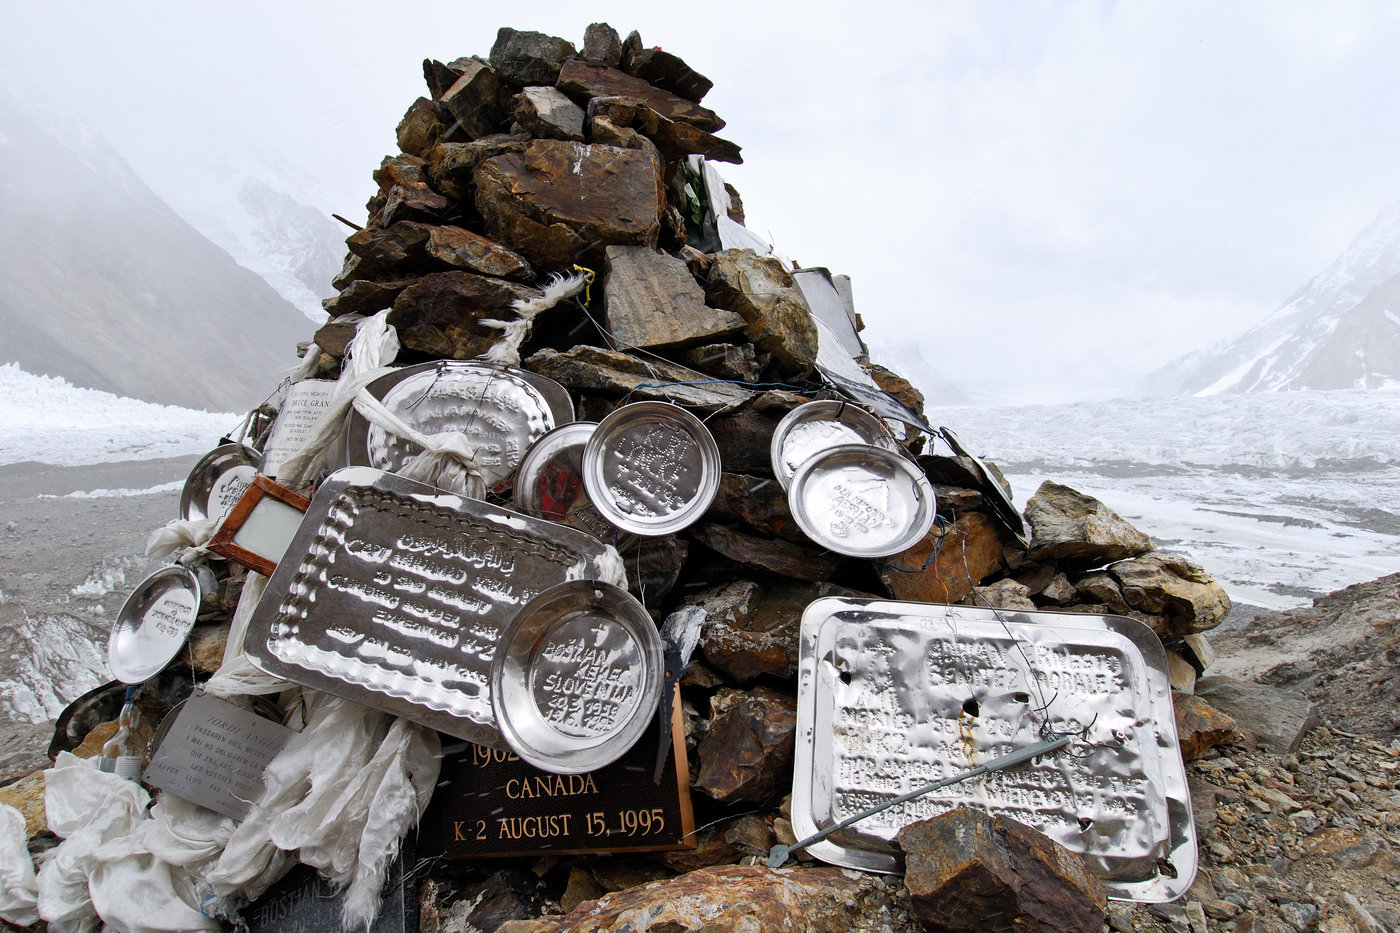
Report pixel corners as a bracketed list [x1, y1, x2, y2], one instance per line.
[260, 379, 338, 480]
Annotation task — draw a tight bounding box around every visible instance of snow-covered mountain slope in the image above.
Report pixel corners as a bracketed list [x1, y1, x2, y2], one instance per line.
[1176, 200, 1400, 394]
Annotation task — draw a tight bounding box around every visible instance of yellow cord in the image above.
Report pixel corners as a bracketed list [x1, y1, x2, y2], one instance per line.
[572, 264, 596, 308]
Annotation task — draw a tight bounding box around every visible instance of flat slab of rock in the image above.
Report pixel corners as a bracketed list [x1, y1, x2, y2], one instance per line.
[1196, 676, 1319, 754]
[602, 245, 745, 350]
[1173, 691, 1241, 760]
[1109, 551, 1231, 635]
[556, 60, 725, 132]
[706, 249, 818, 377]
[322, 277, 420, 316]
[388, 271, 539, 359]
[878, 511, 1004, 604]
[1025, 480, 1153, 567]
[440, 58, 507, 139]
[512, 86, 585, 141]
[694, 686, 796, 803]
[489, 27, 575, 87]
[624, 47, 714, 102]
[690, 522, 842, 582]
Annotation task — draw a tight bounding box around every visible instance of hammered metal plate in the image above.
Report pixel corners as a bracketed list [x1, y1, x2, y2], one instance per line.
[513, 422, 637, 551]
[792, 599, 1196, 902]
[180, 444, 261, 522]
[582, 402, 721, 536]
[770, 400, 897, 490]
[109, 565, 206, 684]
[345, 361, 568, 494]
[787, 445, 936, 558]
[242, 467, 614, 746]
[491, 581, 663, 774]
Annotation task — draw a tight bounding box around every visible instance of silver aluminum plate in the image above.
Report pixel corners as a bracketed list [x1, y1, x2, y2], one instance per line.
[491, 581, 663, 774]
[180, 444, 261, 522]
[513, 422, 637, 551]
[582, 402, 721, 536]
[787, 445, 936, 558]
[109, 565, 206, 684]
[242, 467, 613, 746]
[345, 361, 570, 494]
[792, 599, 1196, 902]
[770, 400, 897, 490]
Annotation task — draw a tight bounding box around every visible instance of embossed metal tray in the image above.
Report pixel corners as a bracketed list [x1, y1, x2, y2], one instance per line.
[513, 422, 637, 551]
[345, 361, 572, 494]
[792, 599, 1196, 902]
[242, 467, 615, 746]
[582, 402, 721, 536]
[770, 400, 895, 490]
[109, 564, 211, 684]
[491, 581, 663, 774]
[787, 445, 936, 557]
[180, 444, 261, 522]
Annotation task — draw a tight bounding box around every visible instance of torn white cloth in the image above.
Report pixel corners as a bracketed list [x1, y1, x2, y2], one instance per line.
[0, 803, 38, 928]
[205, 572, 290, 699]
[478, 271, 589, 367]
[349, 387, 488, 498]
[145, 517, 219, 563]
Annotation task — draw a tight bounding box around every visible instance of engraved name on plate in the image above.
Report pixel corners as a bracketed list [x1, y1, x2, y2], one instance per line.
[609, 425, 699, 516]
[529, 615, 643, 739]
[826, 479, 897, 538]
[144, 588, 199, 642]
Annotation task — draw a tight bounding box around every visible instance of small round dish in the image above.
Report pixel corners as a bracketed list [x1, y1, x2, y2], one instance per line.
[787, 444, 937, 558]
[770, 400, 895, 490]
[513, 422, 637, 550]
[108, 565, 207, 684]
[180, 444, 261, 522]
[581, 401, 721, 536]
[490, 581, 663, 774]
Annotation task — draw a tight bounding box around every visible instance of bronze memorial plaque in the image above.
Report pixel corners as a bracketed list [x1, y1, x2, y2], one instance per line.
[421, 687, 695, 858]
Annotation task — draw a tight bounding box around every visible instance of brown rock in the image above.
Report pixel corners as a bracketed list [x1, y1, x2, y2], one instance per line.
[1025, 481, 1153, 567]
[489, 27, 576, 87]
[581, 23, 622, 67]
[475, 140, 664, 270]
[706, 407, 788, 474]
[372, 153, 430, 192]
[388, 271, 540, 359]
[422, 58, 462, 100]
[676, 342, 765, 383]
[866, 362, 925, 418]
[879, 511, 1004, 604]
[898, 808, 1108, 933]
[694, 686, 797, 803]
[710, 472, 801, 540]
[1040, 572, 1077, 605]
[965, 578, 1036, 610]
[556, 60, 725, 132]
[420, 870, 546, 933]
[322, 277, 420, 316]
[602, 245, 745, 350]
[634, 105, 742, 164]
[1300, 828, 1382, 869]
[626, 535, 688, 603]
[372, 183, 449, 228]
[1071, 571, 1132, 614]
[706, 249, 819, 378]
[346, 221, 433, 272]
[395, 97, 445, 158]
[1109, 552, 1231, 634]
[495, 864, 895, 933]
[622, 47, 714, 102]
[1172, 692, 1240, 760]
[440, 58, 508, 139]
[425, 226, 534, 281]
[511, 86, 586, 141]
[690, 522, 842, 582]
[690, 578, 864, 681]
[1194, 677, 1318, 754]
[312, 317, 359, 358]
[656, 813, 774, 872]
[0, 769, 46, 836]
[425, 134, 529, 202]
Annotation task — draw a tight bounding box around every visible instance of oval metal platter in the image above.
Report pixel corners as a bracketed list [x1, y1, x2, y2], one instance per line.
[581, 401, 721, 536]
[345, 361, 568, 494]
[491, 580, 663, 774]
[787, 444, 936, 558]
[770, 399, 896, 490]
[513, 422, 638, 551]
[179, 444, 261, 522]
[108, 565, 206, 684]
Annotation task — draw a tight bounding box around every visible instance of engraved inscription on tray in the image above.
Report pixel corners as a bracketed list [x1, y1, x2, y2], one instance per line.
[605, 425, 701, 517]
[818, 623, 1168, 880]
[265, 484, 587, 729]
[530, 616, 644, 739]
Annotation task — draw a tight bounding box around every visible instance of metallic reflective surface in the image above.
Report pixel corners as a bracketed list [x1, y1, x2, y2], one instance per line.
[770, 400, 896, 490]
[109, 565, 206, 684]
[791, 599, 1196, 902]
[513, 422, 636, 550]
[492, 581, 663, 773]
[242, 467, 613, 747]
[582, 402, 721, 536]
[787, 445, 936, 557]
[180, 444, 261, 522]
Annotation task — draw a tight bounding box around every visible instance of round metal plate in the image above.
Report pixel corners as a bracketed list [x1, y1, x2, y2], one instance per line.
[513, 422, 638, 551]
[109, 565, 205, 684]
[179, 444, 261, 521]
[581, 402, 721, 536]
[491, 581, 663, 773]
[770, 400, 895, 490]
[788, 444, 937, 558]
[345, 361, 565, 493]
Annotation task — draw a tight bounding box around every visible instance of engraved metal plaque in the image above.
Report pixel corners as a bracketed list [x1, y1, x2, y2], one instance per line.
[769, 399, 897, 490]
[109, 565, 208, 684]
[345, 361, 568, 495]
[260, 379, 338, 480]
[242, 467, 614, 746]
[787, 445, 935, 558]
[420, 686, 695, 858]
[792, 599, 1196, 902]
[582, 401, 721, 536]
[513, 422, 636, 550]
[180, 443, 262, 522]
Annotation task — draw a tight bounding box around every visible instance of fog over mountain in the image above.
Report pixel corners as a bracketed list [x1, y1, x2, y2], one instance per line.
[0, 88, 312, 411]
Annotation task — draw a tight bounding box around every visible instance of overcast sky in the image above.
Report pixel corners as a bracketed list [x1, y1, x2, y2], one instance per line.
[6, 1, 1399, 404]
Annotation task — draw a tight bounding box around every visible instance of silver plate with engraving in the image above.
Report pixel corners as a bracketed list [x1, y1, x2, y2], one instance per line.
[787, 445, 935, 558]
[770, 400, 896, 490]
[792, 599, 1196, 902]
[491, 581, 663, 773]
[345, 361, 570, 495]
[582, 401, 721, 536]
[242, 467, 614, 747]
[513, 422, 638, 551]
[180, 444, 261, 522]
[109, 565, 208, 684]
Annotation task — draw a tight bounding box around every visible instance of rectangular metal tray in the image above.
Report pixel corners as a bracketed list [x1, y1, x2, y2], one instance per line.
[792, 599, 1196, 902]
[243, 467, 613, 747]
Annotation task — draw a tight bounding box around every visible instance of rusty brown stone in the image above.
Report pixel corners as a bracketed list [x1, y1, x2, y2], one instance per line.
[602, 245, 745, 350]
[634, 105, 742, 164]
[657, 813, 775, 872]
[898, 808, 1108, 933]
[371, 183, 449, 228]
[706, 407, 788, 474]
[622, 47, 714, 103]
[866, 362, 925, 418]
[372, 153, 430, 192]
[396, 97, 445, 158]
[1025, 480, 1153, 567]
[689, 522, 842, 583]
[556, 60, 725, 132]
[439, 57, 508, 139]
[312, 318, 359, 358]
[0, 769, 46, 836]
[422, 58, 462, 100]
[322, 277, 421, 316]
[626, 535, 688, 604]
[388, 271, 539, 360]
[425, 226, 534, 281]
[511, 86, 586, 141]
[710, 472, 801, 541]
[694, 686, 796, 804]
[1172, 692, 1240, 761]
[425, 134, 530, 202]
[878, 511, 1004, 604]
[1109, 551, 1231, 635]
[475, 140, 664, 270]
[706, 249, 819, 378]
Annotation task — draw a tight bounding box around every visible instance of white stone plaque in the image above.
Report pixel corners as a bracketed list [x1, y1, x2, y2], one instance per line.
[261, 379, 337, 479]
